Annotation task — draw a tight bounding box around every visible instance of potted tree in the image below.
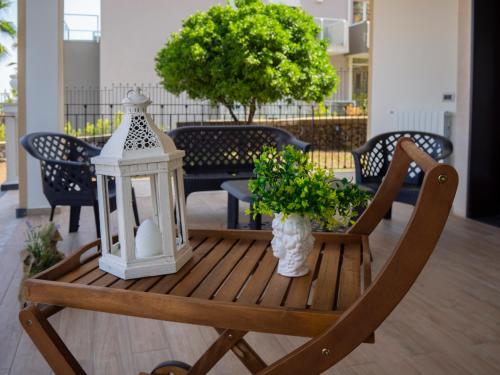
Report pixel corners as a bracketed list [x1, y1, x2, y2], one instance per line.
[249, 146, 369, 277]
[155, 0, 337, 124]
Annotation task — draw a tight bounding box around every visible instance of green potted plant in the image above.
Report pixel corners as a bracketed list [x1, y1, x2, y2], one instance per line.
[248, 146, 369, 277]
[19, 222, 64, 303]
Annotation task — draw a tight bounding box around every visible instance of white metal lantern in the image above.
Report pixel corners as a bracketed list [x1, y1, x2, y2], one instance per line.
[91, 88, 192, 279]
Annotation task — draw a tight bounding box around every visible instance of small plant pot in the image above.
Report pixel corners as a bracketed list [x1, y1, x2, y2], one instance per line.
[271, 213, 315, 277]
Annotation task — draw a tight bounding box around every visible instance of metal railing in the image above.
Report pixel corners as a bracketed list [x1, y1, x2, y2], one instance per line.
[63, 13, 100, 41]
[64, 76, 368, 171]
[315, 17, 349, 55]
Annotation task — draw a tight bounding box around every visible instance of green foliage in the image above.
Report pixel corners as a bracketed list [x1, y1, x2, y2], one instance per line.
[248, 146, 370, 230]
[0, 0, 16, 59]
[23, 222, 64, 277]
[63, 112, 124, 138]
[352, 92, 368, 114]
[0, 123, 5, 142]
[155, 0, 337, 124]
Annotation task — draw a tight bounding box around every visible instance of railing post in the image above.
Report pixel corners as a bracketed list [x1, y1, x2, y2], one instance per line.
[1, 103, 19, 191]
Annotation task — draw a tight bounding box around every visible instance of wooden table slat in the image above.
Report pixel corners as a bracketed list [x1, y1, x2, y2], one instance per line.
[110, 278, 136, 290]
[191, 239, 253, 299]
[337, 243, 362, 310]
[284, 242, 323, 308]
[213, 240, 269, 302]
[129, 276, 163, 292]
[73, 267, 106, 285]
[189, 236, 206, 250]
[237, 250, 277, 305]
[148, 237, 221, 294]
[90, 273, 118, 287]
[259, 272, 292, 307]
[311, 242, 341, 311]
[56, 258, 99, 283]
[170, 239, 238, 296]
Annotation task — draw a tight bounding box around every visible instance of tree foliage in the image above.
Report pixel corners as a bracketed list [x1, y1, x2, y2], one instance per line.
[0, 1, 16, 59]
[155, 0, 337, 123]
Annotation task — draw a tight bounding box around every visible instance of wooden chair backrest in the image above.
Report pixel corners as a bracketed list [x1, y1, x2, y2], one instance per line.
[263, 138, 459, 374]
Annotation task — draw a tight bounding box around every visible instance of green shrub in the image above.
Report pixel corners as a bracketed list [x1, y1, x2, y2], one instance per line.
[0, 123, 5, 142]
[63, 112, 124, 138]
[248, 146, 369, 229]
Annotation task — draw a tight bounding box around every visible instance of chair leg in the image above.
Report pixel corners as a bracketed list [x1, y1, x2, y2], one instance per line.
[93, 202, 101, 239]
[69, 206, 81, 233]
[49, 206, 56, 222]
[132, 189, 140, 226]
[384, 205, 392, 220]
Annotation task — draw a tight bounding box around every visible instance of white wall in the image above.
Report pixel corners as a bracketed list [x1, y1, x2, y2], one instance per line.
[25, 0, 64, 210]
[64, 41, 100, 88]
[370, 0, 458, 133]
[100, 0, 223, 87]
[370, 0, 472, 217]
[452, 0, 472, 217]
[100, 0, 350, 87]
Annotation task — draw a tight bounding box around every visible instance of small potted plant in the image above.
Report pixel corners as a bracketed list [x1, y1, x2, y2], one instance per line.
[249, 146, 369, 277]
[19, 222, 64, 304]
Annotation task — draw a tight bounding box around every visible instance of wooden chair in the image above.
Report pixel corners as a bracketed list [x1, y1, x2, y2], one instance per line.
[19, 138, 458, 375]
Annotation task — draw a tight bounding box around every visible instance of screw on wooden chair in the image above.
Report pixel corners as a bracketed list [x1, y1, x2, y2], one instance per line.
[27, 319, 33, 326]
[321, 348, 331, 356]
[227, 333, 233, 339]
[437, 175, 448, 184]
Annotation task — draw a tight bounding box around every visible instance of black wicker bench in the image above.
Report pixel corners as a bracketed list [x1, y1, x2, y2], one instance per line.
[169, 125, 310, 196]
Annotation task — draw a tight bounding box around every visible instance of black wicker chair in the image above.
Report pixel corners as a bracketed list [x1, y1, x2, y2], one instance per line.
[20, 132, 140, 236]
[169, 125, 310, 197]
[352, 131, 453, 219]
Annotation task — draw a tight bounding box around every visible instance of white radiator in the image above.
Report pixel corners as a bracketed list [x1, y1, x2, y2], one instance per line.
[389, 110, 453, 138]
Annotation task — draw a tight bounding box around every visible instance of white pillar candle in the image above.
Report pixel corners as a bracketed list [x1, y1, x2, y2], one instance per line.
[135, 219, 163, 258]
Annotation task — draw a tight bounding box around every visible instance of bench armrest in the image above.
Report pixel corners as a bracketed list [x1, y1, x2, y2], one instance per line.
[288, 137, 311, 152]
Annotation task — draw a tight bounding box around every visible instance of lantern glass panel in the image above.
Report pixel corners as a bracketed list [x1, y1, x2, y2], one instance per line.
[171, 172, 186, 249]
[131, 175, 160, 226]
[97, 175, 113, 255]
[131, 175, 165, 259]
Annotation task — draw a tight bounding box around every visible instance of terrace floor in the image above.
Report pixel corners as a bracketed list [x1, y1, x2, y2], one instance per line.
[1, 187, 500, 375]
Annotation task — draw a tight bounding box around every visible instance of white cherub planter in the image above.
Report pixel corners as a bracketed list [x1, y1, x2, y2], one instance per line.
[271, 213, 315, 277]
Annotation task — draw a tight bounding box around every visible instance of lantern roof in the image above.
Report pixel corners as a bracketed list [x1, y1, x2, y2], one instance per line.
[92, 88, 182, 166]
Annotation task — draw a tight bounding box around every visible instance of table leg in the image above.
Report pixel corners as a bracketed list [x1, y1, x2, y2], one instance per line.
[227, 194, 239, 229]
[19, 305, 86, 375]
[249, 202, 262, 230]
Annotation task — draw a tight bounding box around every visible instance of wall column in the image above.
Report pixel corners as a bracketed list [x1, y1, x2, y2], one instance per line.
[452, 0, 472, 217]
[1, 103, 19, 191]
[17, 0, 64, 216]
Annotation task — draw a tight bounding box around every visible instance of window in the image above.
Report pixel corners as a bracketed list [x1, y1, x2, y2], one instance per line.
[353, 0, 369, 24]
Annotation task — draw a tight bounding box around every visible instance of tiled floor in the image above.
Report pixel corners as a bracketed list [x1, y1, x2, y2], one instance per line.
[1, 187, 500, 374]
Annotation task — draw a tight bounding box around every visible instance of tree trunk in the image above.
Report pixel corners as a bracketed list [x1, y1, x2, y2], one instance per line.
[223, 103, 240, 123]
[247, 98, 257, 124]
